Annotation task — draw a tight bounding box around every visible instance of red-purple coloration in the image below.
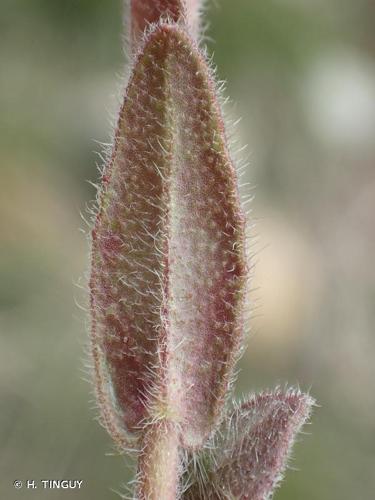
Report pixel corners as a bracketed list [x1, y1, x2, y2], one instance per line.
[90, 23, 247, 449]
[183, 390, 314, 499]
[129, 0, 202, 53]
[89, 3, 314, 498]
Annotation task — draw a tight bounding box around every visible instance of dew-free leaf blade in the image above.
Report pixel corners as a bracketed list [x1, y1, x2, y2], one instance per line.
[90, 23, 247, 450]
[183, 389, 314, 499]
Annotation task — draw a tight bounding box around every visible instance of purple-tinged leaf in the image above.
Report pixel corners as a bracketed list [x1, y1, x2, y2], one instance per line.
[90, 23, 248, 450]
[183, 389, 314, 499]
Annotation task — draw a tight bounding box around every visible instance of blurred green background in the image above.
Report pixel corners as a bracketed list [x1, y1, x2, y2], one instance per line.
[1, 0, 374, 498]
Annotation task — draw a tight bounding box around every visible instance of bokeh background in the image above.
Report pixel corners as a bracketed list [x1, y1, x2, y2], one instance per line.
[1, 0, 374, 498]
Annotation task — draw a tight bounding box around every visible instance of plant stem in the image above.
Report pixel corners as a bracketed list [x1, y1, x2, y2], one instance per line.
[136, 421, 181, 499]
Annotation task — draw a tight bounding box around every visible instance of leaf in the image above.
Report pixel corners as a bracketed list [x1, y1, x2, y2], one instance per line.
[183, 389, 314, 499]
[90, 23, 247, 449]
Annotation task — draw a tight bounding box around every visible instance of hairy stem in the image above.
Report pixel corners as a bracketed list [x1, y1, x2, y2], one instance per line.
[136, 421, 181, 499]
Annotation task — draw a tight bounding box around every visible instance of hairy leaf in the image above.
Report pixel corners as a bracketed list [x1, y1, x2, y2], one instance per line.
[183, 390, 314, 499]
[90, 23, 247, 450]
